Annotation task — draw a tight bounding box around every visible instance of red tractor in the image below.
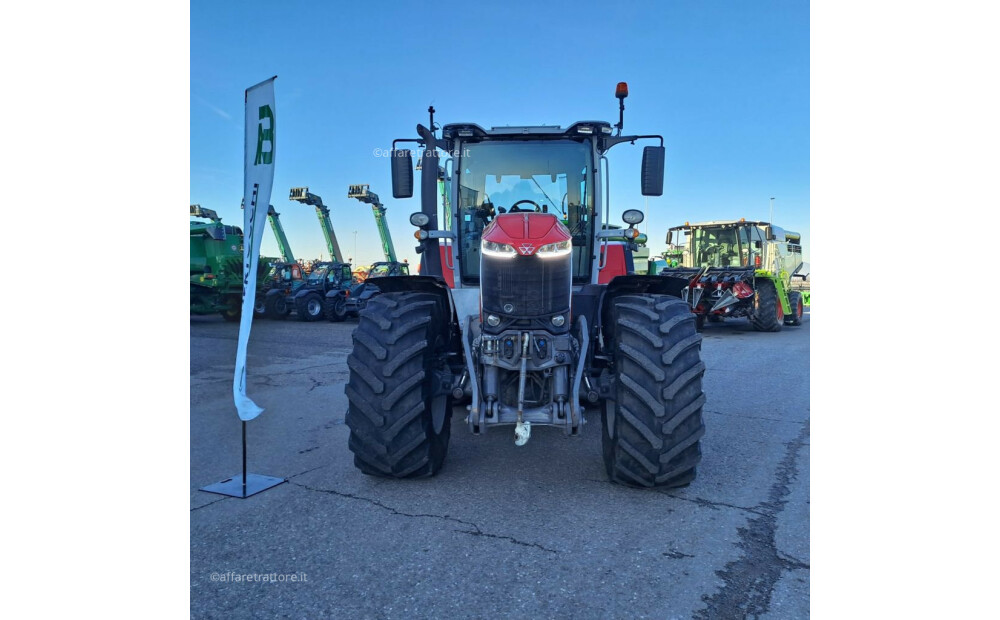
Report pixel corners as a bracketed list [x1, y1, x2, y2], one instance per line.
[345, 85, 706, 488]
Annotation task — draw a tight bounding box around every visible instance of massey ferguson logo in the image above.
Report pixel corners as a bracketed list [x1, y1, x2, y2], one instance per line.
[518, 244, 536, 255]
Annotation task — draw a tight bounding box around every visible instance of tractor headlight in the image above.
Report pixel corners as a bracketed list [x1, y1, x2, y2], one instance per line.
[482, 240, 517, 258]
[535, 239, 571, 258]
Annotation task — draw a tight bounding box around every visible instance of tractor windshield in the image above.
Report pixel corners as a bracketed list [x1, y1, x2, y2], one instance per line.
[307, 267, 327, 283]
[454, 139, 594, 283]
[368, 263, 391, 278]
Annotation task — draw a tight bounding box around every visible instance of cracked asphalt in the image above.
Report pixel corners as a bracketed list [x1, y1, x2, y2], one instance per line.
[191, 309, 810, 618]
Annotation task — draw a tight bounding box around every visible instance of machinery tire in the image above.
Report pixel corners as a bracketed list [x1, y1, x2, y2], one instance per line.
[295, 292, 324, 322]
[602, 295, 706, 488]
[220, 297, 241, 322]
[695, 313, 706, 332]
[325, 295, 348, 322]
[750, 279, 783, 332]
[253, 296, 267, 318]
[265, 294, 290, 320]
[345, 292, 452, 478]
[785, 291, 804, 326]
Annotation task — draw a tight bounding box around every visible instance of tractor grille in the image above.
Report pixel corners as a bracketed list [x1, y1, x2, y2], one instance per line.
[481, 253, 571, 318]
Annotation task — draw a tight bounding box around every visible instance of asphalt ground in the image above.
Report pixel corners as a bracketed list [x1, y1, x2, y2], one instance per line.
[191, 308, 810, 618]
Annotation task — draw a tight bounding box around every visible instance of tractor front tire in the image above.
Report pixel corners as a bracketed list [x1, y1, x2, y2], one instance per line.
[785, 291, 804, 326]
[345, 292, 451, 478]
[295, 292, 324, 322]
[602, 295, 706, 488]
[326, 295, 348, 322]
[253, 296, 267, 318]
[751, 279, 783, 332]
[264, 294, 290, 320]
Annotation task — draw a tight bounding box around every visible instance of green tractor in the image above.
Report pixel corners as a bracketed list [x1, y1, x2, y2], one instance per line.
[190, 205, 256, 322]
[661, 219, 808, 331]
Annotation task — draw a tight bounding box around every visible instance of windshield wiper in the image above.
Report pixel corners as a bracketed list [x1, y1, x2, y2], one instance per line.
[530, 177, 559, 214]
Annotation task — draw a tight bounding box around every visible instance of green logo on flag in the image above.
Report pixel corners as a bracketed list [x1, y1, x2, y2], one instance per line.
[255, 105, 274, 165]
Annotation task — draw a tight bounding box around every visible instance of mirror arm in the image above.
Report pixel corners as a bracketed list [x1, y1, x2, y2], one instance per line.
[600, 134, 663, 153]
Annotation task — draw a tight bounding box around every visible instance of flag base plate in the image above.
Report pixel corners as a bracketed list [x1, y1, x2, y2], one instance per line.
[200, 473, 285, 498]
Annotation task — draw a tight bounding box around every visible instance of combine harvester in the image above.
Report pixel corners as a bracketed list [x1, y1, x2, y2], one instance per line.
[190, 205, 245, 321]
[189, 204, 270, 321]
[660, 219, 808, 330]
[343, 83, 706, 488]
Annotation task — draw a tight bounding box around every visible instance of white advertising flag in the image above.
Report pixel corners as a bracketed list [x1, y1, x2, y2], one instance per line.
[233, 76, 277, 421]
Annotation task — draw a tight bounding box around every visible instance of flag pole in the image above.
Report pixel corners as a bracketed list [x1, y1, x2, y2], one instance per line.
[242, 421, 247, 498]
[200, 76, 285, 500]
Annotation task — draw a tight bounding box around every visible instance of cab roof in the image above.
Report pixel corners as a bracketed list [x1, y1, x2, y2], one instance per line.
[441, 121, 613, 140]
[668, 220, 801, 242]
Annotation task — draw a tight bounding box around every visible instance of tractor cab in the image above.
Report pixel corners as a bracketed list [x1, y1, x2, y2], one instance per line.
[272, 262, 303, 283]
[366, 261, 409, 279]
[304, 261, 352, 289]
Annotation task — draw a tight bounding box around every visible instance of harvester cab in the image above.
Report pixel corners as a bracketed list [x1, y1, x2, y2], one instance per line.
[662, 220, 805, 330]
[344, 84, 707, 489]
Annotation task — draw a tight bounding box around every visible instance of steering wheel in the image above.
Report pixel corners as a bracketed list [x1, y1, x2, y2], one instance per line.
[509, 199, 541, 213]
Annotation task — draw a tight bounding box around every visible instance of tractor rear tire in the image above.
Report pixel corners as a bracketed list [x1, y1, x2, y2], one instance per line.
[751, 279, 783, 332]
[220, 297, 241, 322]
[602, 295, 706, 488]
[265, 294, 290, 320]
[326, 295, 348, 322]
[345, 292, 452, 478]
[295, 292, 324, 322]
[785, 291, 804, 326]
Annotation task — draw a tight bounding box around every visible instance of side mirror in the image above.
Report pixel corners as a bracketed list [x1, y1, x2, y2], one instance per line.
[622, 209, 644, 225]
[764, 225, 775, 241]
[391, 149, 414, 198]
[640, 146, 665, 196]
[666, 231, 673, 245]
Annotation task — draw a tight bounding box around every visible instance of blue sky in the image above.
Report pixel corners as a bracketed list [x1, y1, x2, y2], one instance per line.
[191, 0, 809, 266]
